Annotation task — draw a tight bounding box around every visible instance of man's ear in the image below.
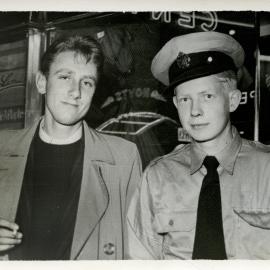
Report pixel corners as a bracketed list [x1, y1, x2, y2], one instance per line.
[229, 89, 242, 112]
[173, 96, 178, 108]
[36, 71, 47, 94]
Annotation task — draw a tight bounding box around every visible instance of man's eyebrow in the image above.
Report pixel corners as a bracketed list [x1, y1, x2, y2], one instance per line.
[176, 88, 216, 96]
[176, 93, 190, 97]
[198, 88, 216, 94]
[53, 70, 97, 83]
[199, 90, 213, 93]
[54, 69, 73, 75]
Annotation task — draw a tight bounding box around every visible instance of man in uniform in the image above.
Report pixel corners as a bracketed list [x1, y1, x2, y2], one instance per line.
[127, 31, 270, 259]
[0, 35, 141, 260]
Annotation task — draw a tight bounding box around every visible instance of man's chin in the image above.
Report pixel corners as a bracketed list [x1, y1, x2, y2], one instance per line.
[190, 134, 212, 143]
[58, 118, 82, 127]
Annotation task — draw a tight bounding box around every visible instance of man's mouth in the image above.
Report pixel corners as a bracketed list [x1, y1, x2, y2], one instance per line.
[190, 123, 209, 130]
[62, 101, 79, 107]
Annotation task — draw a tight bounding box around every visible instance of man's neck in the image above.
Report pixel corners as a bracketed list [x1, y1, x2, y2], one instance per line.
[39, 117, 82, 145]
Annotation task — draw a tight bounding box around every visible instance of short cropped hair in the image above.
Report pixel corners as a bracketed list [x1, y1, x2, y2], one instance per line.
[40, 35, 104, 79]
[213, 70, 237, 91]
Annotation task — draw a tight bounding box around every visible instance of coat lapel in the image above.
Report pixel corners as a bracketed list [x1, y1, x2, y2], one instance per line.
[70, 122, 115, 259]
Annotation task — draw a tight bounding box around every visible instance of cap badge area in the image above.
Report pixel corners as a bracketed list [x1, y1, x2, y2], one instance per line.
[176, 52, 191, 70]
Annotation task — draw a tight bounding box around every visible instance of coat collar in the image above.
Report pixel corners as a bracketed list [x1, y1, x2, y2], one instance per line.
[4, 119, 116, 166]
[1, 120, 40, 157]
[82, 121, 115, 165]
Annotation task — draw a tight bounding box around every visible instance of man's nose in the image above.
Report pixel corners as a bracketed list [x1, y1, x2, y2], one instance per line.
[70, 79, 81, 99]
[191, 99, 203, 117]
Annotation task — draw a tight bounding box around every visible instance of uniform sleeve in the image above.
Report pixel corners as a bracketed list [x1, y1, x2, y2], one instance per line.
[126, 166, 163, 259]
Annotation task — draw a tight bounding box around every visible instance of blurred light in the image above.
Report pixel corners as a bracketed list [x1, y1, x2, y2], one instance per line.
[229, 29, 236, 36]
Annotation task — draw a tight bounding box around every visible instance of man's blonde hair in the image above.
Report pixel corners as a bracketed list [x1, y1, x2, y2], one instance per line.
[213, 70, 237, 92]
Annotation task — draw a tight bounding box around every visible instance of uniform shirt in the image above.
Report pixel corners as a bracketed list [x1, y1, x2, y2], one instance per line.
[127, 128, 270, 259]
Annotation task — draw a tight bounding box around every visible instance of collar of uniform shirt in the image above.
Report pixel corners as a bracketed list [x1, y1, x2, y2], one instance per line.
[39, 118, 82, 145]
[190, 126, 242, 176]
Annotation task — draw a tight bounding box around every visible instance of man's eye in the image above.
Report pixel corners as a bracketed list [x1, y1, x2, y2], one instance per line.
[82, 80, 94, 88]
[178, 97, 190, 103]
[204, 94, 214, 100]
[59, 75, 70, 80]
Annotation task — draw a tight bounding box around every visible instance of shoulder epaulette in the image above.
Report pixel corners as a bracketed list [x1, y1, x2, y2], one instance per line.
[147, 143, 190, 168]
[243, 139, 270, 153]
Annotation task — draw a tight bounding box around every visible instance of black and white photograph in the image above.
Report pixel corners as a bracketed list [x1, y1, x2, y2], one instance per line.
[1, 2, 270, 269]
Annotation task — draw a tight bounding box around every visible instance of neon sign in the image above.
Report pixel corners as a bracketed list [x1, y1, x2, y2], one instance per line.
[151, 12, 218, 32]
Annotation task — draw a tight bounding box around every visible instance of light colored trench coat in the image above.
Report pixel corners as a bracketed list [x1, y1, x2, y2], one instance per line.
[0, 120, 142, 260]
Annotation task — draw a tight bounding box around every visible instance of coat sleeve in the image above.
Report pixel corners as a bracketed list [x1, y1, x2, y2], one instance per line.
[125, 146, 143, 211]
[126, 165, 163, 259]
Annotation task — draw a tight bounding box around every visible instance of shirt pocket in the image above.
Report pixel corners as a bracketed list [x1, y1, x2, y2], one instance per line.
[234, 208, 270, 229]
[154, 211, 196, 259]
[233, 208, 270, 259]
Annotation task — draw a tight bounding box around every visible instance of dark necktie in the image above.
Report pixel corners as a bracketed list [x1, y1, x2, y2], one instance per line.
[192, 156, 227, 259]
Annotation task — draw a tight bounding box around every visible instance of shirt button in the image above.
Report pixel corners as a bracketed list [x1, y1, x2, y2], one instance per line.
[169, 219, 174, 226]
[103, 243, 115, 255]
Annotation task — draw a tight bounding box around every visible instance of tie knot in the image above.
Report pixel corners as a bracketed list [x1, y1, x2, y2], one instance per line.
[203, 156, 219, 171]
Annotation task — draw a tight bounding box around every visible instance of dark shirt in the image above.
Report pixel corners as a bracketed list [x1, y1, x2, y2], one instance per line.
[10, 131, 84, 260]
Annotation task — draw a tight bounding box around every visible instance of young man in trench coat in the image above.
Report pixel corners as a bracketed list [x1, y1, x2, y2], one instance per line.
[0, 35, 141, 260]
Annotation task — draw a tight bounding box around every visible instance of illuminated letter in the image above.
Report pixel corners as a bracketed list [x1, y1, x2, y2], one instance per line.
[240, 91, 248, 105]
[201, 12, 218, 31]
[250, 90, 255, 99]
[178, 12, 195, 29]
[151, 12, 171, 23]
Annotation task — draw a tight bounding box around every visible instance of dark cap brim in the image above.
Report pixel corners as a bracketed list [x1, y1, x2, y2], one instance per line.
[163, 65, 236, 98]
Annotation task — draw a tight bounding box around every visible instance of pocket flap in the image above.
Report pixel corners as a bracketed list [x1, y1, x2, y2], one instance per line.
[233, 208, 270, 229]
[154, 211, 196, 233]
